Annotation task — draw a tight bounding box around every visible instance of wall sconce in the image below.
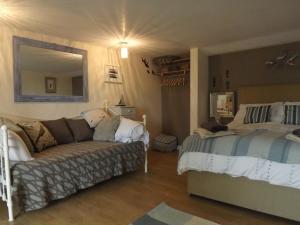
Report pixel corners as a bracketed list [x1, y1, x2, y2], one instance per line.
[120, 42, 128, 59]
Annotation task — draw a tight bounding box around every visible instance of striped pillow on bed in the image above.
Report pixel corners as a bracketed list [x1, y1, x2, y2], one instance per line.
[284, 105, 300, 125]
[244, 105, 271, 124]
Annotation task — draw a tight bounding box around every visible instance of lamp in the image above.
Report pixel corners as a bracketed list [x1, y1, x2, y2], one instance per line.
[120, 42, 128, 59]
[0, 3, 9, 17]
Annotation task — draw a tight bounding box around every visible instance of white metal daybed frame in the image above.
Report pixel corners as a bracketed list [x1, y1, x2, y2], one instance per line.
[0, 114, 148, 222]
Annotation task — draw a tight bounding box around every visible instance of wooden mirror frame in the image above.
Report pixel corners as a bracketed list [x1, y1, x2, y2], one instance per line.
[13, 36, 88, 102]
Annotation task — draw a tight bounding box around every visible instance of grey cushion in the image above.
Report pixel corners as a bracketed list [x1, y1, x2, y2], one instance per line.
[244, 105, 271, 124]
[41, 118, 74, 145]
[93, 116, 120, 142]
[66, 119, 93, 142]
[284, 105, 300, 125]
[153, 134, 177, 152]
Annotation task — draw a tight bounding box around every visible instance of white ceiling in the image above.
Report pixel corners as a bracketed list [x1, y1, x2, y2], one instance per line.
[1, 0, 300, 56]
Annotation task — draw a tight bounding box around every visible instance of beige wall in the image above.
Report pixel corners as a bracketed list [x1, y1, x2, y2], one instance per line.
[190, 48, 209, 133]
[0, 25, 162, 136]
[190, 48, 199, 133]
[198, 51, 209, 127]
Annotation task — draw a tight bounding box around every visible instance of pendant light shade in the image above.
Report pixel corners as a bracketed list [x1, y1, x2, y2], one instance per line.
[120, 42, 128, 59]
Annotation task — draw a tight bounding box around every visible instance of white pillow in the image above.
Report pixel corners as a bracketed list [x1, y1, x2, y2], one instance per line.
[115, 117, 144, 143]
[0, 130, 33, 161]
[231, 102, 284, 124]
[284, 102, 300, 105]
[270, 102, 284, 123]
[81, 109, 108, 128]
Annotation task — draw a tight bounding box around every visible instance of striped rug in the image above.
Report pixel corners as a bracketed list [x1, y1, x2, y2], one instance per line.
[131, 203, 220, 225]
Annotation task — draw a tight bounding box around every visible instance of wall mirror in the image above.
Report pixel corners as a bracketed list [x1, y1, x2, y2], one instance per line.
[13, 36, 88, 102]
[210, 92, 235, 118]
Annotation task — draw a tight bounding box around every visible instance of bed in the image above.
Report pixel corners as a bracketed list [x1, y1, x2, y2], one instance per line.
[178, 84, 300, 222]
[0, 113, 148, 221]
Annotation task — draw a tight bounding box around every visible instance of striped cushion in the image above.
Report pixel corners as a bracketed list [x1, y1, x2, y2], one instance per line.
[284, 105, 300, 125]
[244, 105, 271, 124]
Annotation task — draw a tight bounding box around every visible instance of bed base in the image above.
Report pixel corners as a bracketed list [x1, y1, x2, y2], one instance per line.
[0, 114, 148, 221]
[188, 171, 300, 222]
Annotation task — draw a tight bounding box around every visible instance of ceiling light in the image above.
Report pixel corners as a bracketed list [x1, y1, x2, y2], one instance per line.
[120, 42, 128, 59]
[0, 3, 9, 17]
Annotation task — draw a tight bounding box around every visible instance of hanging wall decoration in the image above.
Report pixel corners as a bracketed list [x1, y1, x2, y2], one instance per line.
[104, 65, 123, 84]
[141, 57, 158, 75]
[225, 69, 230, 90]
[265, 51, 299, 67]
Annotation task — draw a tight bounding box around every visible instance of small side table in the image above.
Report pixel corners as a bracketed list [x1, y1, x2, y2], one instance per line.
[108, 106, 136, 120]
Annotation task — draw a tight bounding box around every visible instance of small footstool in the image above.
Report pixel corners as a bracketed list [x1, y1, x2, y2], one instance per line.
[153, 134, 177, 152]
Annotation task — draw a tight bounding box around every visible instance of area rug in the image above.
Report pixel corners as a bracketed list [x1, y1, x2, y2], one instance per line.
[131, 202, 221, 225]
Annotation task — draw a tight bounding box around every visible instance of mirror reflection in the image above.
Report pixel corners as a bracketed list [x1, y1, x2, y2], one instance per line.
[20, 45, 83, 97]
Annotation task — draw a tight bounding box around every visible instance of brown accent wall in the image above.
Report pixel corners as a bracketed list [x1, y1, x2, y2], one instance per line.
[209, 42, 300, 93]
[162, 85, 190, 144]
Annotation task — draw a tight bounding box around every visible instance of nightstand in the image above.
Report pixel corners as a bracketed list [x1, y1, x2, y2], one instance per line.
[108, 106, 136, 120]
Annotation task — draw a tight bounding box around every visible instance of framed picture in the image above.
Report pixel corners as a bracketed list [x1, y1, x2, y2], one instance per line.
[209, 92, 235, 118]
[104, 65, 123, 84]
[45, 77, 57, 93]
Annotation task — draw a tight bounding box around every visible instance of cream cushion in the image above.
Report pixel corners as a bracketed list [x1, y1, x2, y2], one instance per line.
[81, 109, 108, 128]
[0, 130, 34, 161]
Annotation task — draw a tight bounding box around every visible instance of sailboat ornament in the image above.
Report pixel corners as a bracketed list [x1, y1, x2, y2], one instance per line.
[116, 95, 126, 106]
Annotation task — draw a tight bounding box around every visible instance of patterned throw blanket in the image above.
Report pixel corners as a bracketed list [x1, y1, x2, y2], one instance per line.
[11, 141, 144, 211]
[179, 129, 300, 164]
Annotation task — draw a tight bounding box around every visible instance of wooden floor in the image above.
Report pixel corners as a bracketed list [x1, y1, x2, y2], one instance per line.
[0, 151, 298, 225]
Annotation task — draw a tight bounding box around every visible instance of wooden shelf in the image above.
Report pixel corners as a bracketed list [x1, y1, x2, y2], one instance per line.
[104, 81, 123, 85]
[161, 69, 190, 76]
[160, 57, 190, 65]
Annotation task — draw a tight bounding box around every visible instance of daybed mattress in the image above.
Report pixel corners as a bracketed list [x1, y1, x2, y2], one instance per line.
[11, 141, 144, 211]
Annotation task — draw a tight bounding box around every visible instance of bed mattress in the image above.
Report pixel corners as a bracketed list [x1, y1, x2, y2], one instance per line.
[178, 129, 300, 189]
[11, 141, 144, 211]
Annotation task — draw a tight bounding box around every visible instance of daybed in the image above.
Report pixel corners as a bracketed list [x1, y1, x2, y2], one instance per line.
[0, 110, 148, 221]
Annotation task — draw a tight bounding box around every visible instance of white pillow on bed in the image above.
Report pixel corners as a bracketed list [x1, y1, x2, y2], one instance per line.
[0, 130, 34, 161]
[115, 117, 144, 143]
[81, 109, 108, 128]
[270, 102, 284, 123]
[284, 102, 300, 105]
[232, 102, 284, 124]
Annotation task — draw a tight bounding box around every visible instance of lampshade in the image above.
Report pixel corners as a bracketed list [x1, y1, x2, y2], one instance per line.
[120, 42, 128, 59]
[121, 47, 128, 59]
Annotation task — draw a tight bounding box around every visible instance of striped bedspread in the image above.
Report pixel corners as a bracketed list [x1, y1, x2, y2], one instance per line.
[178, 129, 300, 189]
[180, 129, 300, 164]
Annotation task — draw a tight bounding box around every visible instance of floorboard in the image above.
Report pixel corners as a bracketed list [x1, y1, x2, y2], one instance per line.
[0, 150, 297, 225]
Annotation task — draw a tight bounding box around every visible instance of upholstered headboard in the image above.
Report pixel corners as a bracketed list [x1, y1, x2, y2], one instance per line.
[238, 84, 300, 105]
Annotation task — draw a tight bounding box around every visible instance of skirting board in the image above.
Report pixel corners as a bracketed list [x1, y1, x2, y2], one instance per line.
[188, 171, 300, 222]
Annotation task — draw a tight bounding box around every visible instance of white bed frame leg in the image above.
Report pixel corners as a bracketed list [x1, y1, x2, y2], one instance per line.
[1, 125, 14, 222]
[144, 148, 148, 173]
[142, 115, 148, 174]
